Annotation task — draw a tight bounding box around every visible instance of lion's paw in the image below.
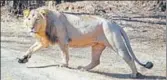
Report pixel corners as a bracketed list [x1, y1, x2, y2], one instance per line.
[18, 55, 29, 63]
[131, 72, 142, 78]
[77, 66, 89, 71]
[58, 64, 68, 68]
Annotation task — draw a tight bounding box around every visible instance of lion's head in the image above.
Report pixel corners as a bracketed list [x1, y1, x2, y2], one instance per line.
[24, 8, 48, 36]
[23, 8, 58, 44]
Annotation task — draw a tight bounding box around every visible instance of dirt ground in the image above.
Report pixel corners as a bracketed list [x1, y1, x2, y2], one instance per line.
[1, 1, 166, 80]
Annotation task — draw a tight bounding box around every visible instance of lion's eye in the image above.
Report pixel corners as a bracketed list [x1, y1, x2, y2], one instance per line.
[36, 18, 40, 21]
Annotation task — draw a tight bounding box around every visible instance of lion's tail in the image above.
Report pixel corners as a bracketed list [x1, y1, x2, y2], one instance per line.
[120, 28, 153, 69]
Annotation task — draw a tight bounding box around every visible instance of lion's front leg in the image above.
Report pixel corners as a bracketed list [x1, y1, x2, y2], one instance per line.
[18, 41, 42, 63]
[59, 43, 69, 67]
[78, 43, 106, 71]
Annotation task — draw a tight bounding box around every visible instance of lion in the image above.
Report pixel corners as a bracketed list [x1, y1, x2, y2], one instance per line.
[18, 7, 153, 78]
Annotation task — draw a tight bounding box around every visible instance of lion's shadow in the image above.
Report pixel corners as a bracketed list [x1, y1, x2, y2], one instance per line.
[89, 70, 166, 79]
[27, 64, 60, 68]
[27, 64, 166, 79]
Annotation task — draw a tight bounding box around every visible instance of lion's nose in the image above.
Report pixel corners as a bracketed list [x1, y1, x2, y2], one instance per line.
[31, 28, 37, 33]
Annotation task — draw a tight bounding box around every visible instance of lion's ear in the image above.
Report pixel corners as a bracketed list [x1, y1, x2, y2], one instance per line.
[39, 9, 48, 15]
[39, 9, 49, 19]
[23, 9, 30, 18]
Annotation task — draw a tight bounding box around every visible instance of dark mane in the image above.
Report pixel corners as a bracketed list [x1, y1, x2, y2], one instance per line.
[45, 12, 58, 43]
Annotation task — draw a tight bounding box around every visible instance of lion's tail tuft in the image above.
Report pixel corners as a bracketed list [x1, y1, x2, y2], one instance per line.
[144, 61, 153, 69]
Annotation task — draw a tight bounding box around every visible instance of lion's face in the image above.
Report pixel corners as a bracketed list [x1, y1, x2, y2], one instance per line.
[24, 10, 47, 36]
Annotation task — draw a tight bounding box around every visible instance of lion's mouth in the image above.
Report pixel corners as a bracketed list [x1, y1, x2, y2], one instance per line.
[31, 31, 37, 33]
[31, 29, 37, 33]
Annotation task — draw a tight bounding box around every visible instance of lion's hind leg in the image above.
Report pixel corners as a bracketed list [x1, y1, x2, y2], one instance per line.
[117, 48, 140, 78]
[112, 31, 141, 78]
[78, 43, 106, 71]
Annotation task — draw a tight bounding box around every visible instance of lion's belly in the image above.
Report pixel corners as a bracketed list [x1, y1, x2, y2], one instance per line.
[68, 33, 110, 48]
[68, 37, 97, 47]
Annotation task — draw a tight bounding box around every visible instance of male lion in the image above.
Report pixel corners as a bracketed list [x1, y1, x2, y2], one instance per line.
[18, 7, 153, 78]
